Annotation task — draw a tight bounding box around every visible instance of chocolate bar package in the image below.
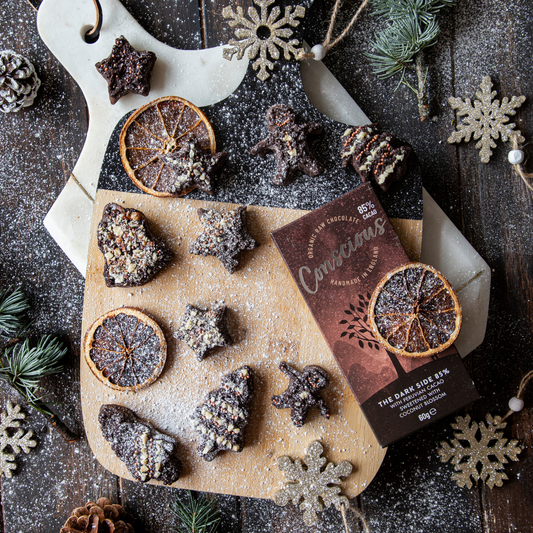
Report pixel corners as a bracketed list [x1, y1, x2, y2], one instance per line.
[271, 183, 479, 447]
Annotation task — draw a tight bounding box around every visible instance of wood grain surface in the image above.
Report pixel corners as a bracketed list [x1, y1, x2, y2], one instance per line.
[81, 190, 388, 498]
[1, 0, 532, 532]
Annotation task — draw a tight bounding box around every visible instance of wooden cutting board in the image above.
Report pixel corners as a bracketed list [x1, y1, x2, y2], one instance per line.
[81, 189, 421, 499]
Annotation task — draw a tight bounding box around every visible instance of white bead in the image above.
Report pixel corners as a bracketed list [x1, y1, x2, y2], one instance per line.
[508, 149, 524, 165]
[311, 44, 327, 61]
[508, 397, 524, 412]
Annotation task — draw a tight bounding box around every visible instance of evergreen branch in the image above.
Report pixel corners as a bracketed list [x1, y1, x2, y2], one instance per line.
[367, 0, 454, 120]
[366, 16, 439, 78]
[0, 336, 66, 394]
[0, 336, 78, 442]
[170, 491, 221, 533]
[0, 286, 31, 339]
[372, 0, 455, 21]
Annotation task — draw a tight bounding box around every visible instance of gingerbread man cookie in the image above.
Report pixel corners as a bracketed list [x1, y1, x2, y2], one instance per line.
[271, 361, 330, 427]
[251, 104, 323, 185]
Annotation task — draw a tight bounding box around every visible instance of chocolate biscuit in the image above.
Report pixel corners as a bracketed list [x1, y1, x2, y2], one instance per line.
[97, 203, 173, 287]
[99, 404, 182, 485]
[271, 361, 330, 427]
[251, 104, 323, 185]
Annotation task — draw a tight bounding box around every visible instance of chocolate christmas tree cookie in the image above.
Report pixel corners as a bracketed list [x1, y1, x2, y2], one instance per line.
[340, 124, 411, 191]
[189, 205, 259, 273]
[84, 307, 167, 392]
[95, 35, 156, 105]
[97, 203, 173, 287]
[174, 303, 232, 360]
[99, 404, 182, 485]
[251, 104, 323, 185]
[157, 140, 226, 196]
[271, 361, 330, 427]
[191, 366, 253, 461]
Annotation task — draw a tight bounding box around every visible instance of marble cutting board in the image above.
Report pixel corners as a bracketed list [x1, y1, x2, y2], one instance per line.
[38, 0, 489, 498]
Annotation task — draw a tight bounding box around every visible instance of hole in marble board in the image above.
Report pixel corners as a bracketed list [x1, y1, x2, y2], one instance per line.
[81, 24, 101, 44]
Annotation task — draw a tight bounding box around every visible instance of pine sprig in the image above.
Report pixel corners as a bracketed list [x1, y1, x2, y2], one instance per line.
[366, 16, 439, 77]
[0, 335, 66, 415]
[372, 0, 455, 21]
[0, 283, 78, 442]
[0, 335, 78, 441]
[0, 286, 31, 340]
[366, 0, 456, 120]
[170, 491, 221, 533]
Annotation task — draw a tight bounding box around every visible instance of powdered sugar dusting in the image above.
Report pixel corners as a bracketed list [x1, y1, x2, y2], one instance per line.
[80, 189, 384, 500]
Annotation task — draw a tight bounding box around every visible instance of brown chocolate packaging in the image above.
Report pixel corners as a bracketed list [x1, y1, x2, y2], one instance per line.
[271, 183, 479, 447]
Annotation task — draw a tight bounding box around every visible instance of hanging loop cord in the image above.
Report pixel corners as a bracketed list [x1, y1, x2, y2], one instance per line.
[297, 0, 371, 60]
[509, 136, 533, 192]
[85, 0, 103, 43]
[340, 503, 370, 533]
[500, 369, 533, 423]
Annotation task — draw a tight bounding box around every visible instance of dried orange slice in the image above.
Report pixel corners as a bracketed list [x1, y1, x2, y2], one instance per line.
[119, 96, 216, 197]
[368, 263, 462, 358]
[84, 307, 167, 391]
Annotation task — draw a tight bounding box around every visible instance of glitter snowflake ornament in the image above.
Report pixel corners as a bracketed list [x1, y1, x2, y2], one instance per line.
[438, 414, 521, 489]
[0, 402, 37, 478]
[448, 76, 525, 163]
[222, 0, 306, 81]
[275, 440, 353, 525]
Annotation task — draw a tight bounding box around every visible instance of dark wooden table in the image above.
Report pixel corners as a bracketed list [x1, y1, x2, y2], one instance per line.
[1, 0, 532, 531]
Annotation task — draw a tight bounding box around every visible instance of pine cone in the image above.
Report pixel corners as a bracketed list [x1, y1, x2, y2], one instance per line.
[0, 50, 41, 113]
[60, 497, 134, 533]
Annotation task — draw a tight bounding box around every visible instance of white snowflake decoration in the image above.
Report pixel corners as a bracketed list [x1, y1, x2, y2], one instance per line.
[448, 76, 526, 163]
[222, 0, 305, 81]
[0, 401, 37, 477]
[275, 440, 353, 525]
[438, 414, 521, 489]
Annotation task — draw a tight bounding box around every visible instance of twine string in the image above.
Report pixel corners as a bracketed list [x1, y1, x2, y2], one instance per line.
[340, 503, 370, 533]
[510, 136, 533, 192]
[500, 369, 533, 423]
[85, 0, 103, 43]
[298, 0, 371, 59]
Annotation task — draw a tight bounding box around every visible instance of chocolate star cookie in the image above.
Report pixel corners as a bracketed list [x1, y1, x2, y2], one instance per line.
[95, 35, 157, 104]
[158, 140, 226, 195]
[271, 361, 330, 427]
[175, 303, 232, 360]
[191, 366, 253, 461]
[189, 205, 259, 273]
[251, 104, 324, 185]
[99, 404, 182, 485]
[340, 124, 411, 191]
[97, 203, 174, 287]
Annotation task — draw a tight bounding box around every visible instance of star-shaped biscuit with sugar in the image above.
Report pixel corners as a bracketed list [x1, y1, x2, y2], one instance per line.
[158, 140, 226, 195]
[175, 303, 232, 360]
[95, 35, 157, 104]
[189, 206, 259, 273]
